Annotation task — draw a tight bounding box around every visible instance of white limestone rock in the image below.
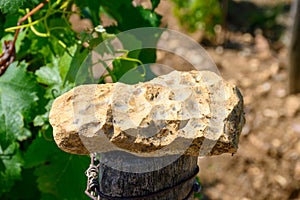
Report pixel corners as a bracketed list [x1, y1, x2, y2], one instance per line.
[49, 70, 245, 156]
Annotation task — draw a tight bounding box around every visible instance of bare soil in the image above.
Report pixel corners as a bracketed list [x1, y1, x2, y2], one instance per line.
[156, 1, 300, 199]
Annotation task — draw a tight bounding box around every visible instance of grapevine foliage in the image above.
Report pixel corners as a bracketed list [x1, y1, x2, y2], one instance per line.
[171, 0, 222, 36]
[0, 0, 161, 199]
[0, 0, 43, 14]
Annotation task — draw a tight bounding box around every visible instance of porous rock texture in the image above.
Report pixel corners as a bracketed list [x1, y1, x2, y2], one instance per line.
[49, 70, 245, 156]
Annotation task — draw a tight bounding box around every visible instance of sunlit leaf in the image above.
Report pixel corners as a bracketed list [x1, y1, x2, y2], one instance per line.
[0, 62, 45, 150]
[0, 143, 23, 196]
[65, 45, 89, 83]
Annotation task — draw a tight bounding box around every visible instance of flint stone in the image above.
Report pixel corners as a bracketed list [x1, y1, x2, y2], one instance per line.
[49, 70, 245, 156]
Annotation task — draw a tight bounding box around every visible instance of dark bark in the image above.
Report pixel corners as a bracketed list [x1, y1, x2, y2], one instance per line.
[289, 0, 300, 94]
[97, 151, 198, 200]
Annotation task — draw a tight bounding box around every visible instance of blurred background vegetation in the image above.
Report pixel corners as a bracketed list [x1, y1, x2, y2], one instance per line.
[171, 0, 290, 43]
[1, 0, 299, 199]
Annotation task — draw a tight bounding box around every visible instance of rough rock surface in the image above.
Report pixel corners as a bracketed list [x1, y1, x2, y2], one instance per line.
[49, 70, 244, 156]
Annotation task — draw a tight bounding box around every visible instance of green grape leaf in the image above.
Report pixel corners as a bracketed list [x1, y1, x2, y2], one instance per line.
[33, 115, 45, 127]
[0, 11, 5, 38]
[118, 33, 142, 55]
[112, 58, 138, 81]
[74, 0, 101, 26]
[18, 34, 52, 68]
[139, 48, 159, 65]
[137, 7, 162, 27]
[25, 130, 89, 199]
[65, 45, 89, 83]
[1, 168, 41, 199]
[0, 0, 44, 14]
[35, 65, 62, 86]
[3, 13, 19, 30]
[58, 45, 77, 82]
[151, 0, 160, 11]
[0, 0, 25, 14]
[30, 0, 42, 4]
[0, 142, 23, 196]
[35, 151, 89, 199]
[0, 62, 45, 150]
[118, 66, 146, 84]
[100, 0, 161, 30]
[35, 48, 75, 99]
[98, 0, 131, 23]
[40, 193, 59, 200]
[24, 130, 58, 169]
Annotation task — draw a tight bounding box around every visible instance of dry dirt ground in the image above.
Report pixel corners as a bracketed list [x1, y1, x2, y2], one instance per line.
[199, 43, 300, 200]
[155, 0, 300, 199]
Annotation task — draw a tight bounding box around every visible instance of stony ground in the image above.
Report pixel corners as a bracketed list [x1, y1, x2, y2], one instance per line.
[155, 0, 300, 199]
[199, 40, 300, 200]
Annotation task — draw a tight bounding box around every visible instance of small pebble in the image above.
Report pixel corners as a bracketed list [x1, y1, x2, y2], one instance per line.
[241, 124, 251, 136]
[270, 62, 280, 76]
[215, 46, 224, 55]
[238, 48, 252, 57]
[274, 175, 287, 187]
[249, 58, 260, 71]
[240, 78, 253, 88]
[256, 82, 271, 96]
[263, 109, 279, 118]
[242, 33, 253, 44]
[273, 73, 286, 82]
[285, 95, 300, 117]
[292, 124, 300, 133]
[276, 88, 286, 98]
[271, 139, 281, 148]
[294, 161, 300, 180]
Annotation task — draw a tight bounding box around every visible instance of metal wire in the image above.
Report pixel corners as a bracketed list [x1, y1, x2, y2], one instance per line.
[85, 153, 201, 200]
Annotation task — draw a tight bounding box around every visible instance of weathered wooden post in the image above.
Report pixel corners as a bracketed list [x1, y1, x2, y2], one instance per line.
[49, 70, 244, 199]
[289, 0, 300, 94]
